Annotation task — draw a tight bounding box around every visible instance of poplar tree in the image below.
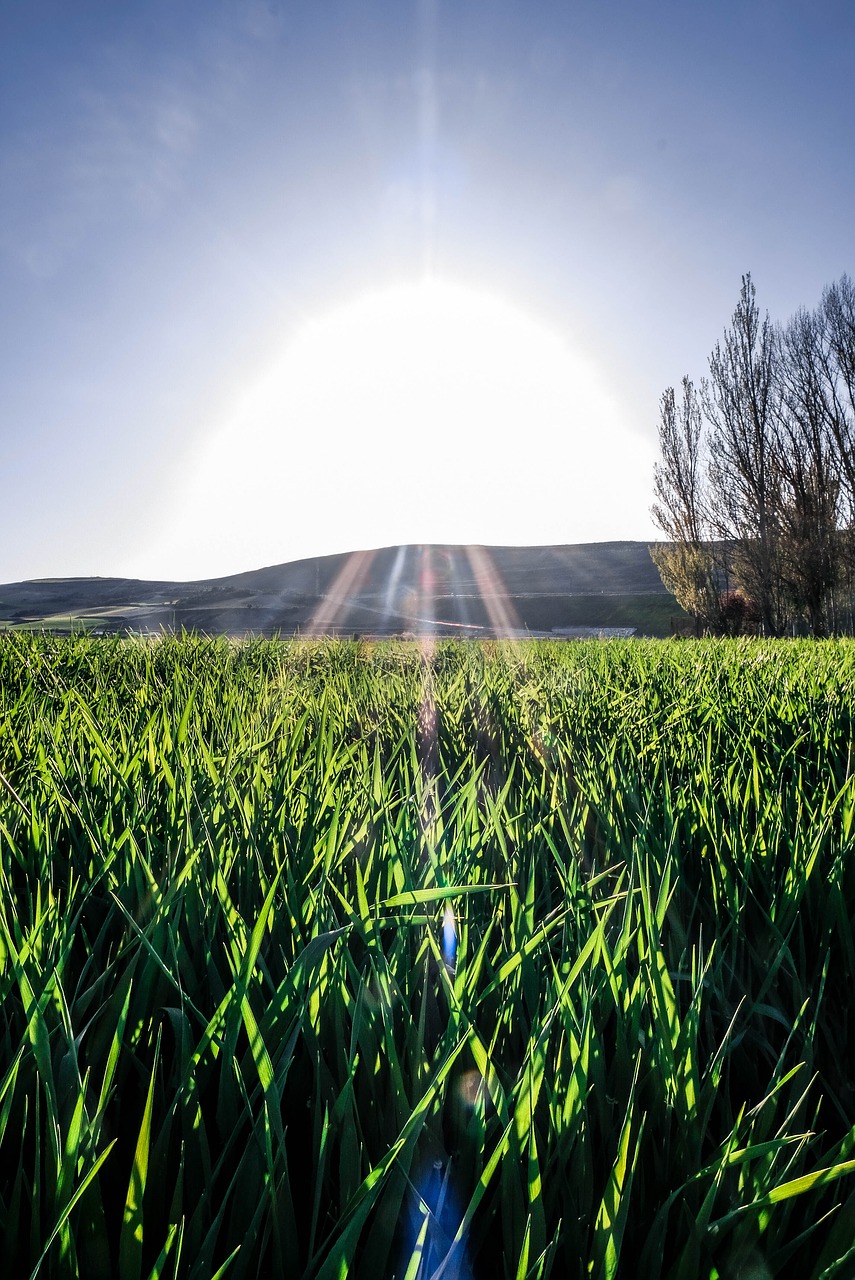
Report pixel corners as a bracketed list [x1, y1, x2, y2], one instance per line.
[649, 378, 722, 631]
[651, 273, 855, 636]
[704, 274, 784, 635]
[776, 306, 841, 634]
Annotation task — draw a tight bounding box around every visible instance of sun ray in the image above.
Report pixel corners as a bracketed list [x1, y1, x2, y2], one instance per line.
[305, 547, 377, 635]
[464, 545, 523, 637]
[382, 543, 409, 625]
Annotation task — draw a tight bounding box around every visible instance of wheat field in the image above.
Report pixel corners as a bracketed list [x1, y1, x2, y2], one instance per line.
[1, 633, 855, 1278]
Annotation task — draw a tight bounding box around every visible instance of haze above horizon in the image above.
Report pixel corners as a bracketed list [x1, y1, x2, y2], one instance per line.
[3, 1, 853, 582]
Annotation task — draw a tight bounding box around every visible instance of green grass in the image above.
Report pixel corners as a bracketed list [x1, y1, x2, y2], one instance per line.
[1, 633, 855, 1278]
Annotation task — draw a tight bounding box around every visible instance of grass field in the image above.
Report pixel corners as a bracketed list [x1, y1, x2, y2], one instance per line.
[2, 633, 855, 1278]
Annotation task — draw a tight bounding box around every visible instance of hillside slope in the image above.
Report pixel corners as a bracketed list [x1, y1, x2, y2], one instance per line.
[0, 542, 687, 637]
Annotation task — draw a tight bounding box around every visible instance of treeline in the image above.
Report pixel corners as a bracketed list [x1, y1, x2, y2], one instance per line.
[651, 273, 855, 635]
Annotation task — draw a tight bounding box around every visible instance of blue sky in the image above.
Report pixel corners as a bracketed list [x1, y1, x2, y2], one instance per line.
[2, 0, 853, 580]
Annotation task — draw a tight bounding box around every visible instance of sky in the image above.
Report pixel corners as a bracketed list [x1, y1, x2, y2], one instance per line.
[2, 0, 854, 582]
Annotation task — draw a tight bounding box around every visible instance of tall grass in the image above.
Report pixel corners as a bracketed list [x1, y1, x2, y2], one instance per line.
[1, 633, 855, 1277]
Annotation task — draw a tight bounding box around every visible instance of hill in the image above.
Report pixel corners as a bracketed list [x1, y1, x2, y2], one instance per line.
[0, 542, 687, 638]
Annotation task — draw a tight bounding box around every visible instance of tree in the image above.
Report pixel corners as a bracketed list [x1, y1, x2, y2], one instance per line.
[649, 378, 722, 630]
[775, 306, 841, 634]
[651, 272, 854, 637]
[821, 274, 855, 522]
[704, 274, 784, 635]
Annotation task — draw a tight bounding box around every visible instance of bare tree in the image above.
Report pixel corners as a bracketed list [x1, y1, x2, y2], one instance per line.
[821, 278, 855, 626]
[821, 275, 855, 519]
[776, 307, 841, 634]
[650, 272, 855, 637]
[652, 378, 705, 544]
[650, 378, 722, 629]
[704, 274, 784, 635]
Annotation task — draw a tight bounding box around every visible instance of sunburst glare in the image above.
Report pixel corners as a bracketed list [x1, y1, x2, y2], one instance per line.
[138, 278, 654, 580]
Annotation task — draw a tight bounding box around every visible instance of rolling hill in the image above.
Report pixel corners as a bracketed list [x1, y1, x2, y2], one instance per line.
[0, 542, 688, 638]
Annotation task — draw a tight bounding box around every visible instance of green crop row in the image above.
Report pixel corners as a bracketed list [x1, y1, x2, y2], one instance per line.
[1, 633, 855, 1278]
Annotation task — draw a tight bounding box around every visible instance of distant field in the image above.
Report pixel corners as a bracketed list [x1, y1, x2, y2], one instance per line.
[1, 634, 855, 1278]
[508, 591, 683, 636]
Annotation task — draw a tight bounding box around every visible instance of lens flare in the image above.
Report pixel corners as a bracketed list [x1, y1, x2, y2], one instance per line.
[442, 902, 457, 972]
[402, 1155, 472, 1280]
[456, 1069, 483, 1111]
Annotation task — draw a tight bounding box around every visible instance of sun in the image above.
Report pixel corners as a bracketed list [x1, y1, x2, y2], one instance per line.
[141, 278, 654, 579]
